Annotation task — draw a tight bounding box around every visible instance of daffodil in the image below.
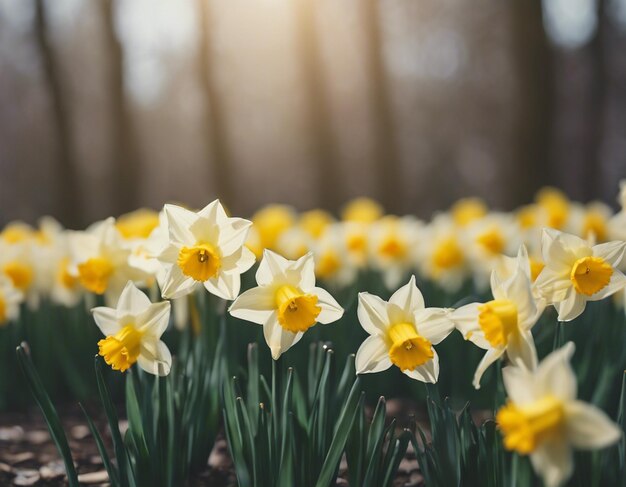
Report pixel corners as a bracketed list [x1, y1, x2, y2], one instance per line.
[466, 213, 522, 290]
[341, 197, 383, 223]
[534, 228, 626, 321]
[496, 343, 621, 487]
[251, 204, 296, 251]
[370, 216, 421, 289]
[355, 276, 454, 383]
[229, 250, 343, 359]
[156, 201, 255, 301]
[450, 197, 487, 227]
[416, 215, 470, 292]
[299, 209, 334, 238]
[0, 275, 23, 326]
[0, 238, 39, 309]
[536, 187, 571, 230]
[451, 246, 543, 389]
[92, 281, 172, 375]
[276, 227, 313, 260]
[311, 225, 356, 288]
[68, 218, 149, 305]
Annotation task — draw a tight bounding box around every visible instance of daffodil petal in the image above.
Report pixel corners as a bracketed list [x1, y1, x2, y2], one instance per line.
[355, 335, 391, 374]
[473, 348, 504, 389]
[313, 287, 344, 324]
[229, 286, 275, 325]
[565, 400, 622, 449]
[357, 292, 390, 335]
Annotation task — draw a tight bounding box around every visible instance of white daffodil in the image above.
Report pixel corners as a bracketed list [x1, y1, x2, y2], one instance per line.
[416, 215, 470, 293]
[355, 276, 454, 383]
[276, 226, 313, 260]
[496, 343, 621, 487]
[466, 213, 522, 291]
[229, 250, 343, 359]
[311, 224, 356, 289]
[0, 275, 24, 326]
[451, 246, 544, 389]
[68, 217, 150, 306]
[156, 200, 255, 301]
[369, 217, 421, 290]
[534, 228, 626, 321]
[92, 281, 172, 376]
[566, 201, 613, 243]
[0, 239, 37, 309]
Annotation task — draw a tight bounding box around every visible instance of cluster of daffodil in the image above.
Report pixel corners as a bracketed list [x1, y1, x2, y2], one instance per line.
[3, 184, 626, 486]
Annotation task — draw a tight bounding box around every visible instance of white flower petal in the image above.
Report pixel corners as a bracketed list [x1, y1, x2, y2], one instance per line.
[415, 308, 454, 345]
[256, 250, 290, 286]
[530, 439, 573, 487]
[92, 306, 120, 336]
[357, 292, 390, 335]
[542, 229, 585, 270]
[290, 252, 316, 290]
[355, 335, 392, 374]
[403, 352, 439, 383]
[229, 286, 275, 325]
[138, 339, 172, 376]
[218, 220, 252, 256]
[197, 199, 228, 224]
[450, 302, 484, 343]
[588, 270, 626, 301]
[592, 240, 626, 266]
[565, 400, 622, 449]
[205, 272, 240, 301]
[263, 313, 302, 359]
[506, 330, 538, 371]
[502, 365, 536, 404]
[534, 267, 571, 303]
[163, 204, 196, 244]
[159, 266, 196, 300]
[137, 301, 171, 339]
[555, 289, 586, 322]
[116, 281, 152, 317]
[313, 287, 343, 324]
[536, 342, 577, 401]
[388, 275, 424, 313]
[473, 348, 505, 389]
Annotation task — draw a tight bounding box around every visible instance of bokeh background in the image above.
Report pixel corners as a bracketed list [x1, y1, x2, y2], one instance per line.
[1, 0, 626, 228]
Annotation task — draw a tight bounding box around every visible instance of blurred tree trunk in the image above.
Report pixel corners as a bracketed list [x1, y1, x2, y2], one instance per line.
[362, 0, 401, 214]
[582, 0, 607, 202]
[294, 0, 340, 210]
[34, 0, 81, 228]
[196, 0, 234, 209]
[99, 0, 139, 217]
[510, 0, 554, 203]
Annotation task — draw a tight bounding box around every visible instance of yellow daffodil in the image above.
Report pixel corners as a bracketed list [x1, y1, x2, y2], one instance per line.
[251, 204, 296, 251]
[341, 197, 383, 223]
[93, 281, 171, 375]
[370, 216, 421, 289]
[535, 229, 626, 321]
[229, 250, 343, 359]
[116, 208, 160, 240]
[416, 215, 470, 292]
[496, 343, 621, 487]
[0, 275, 23, 326]
[156, 201, 255, 301]
[451, 246, 544, 389]
[299, 209, 334, 238]
[355, 276, 454, 383]
[450, 197, 487, 227]
[466, 213, 522, 290]
[69, 218, 149, 305]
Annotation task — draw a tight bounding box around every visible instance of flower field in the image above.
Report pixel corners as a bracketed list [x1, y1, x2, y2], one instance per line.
[1, 187, 626, 487]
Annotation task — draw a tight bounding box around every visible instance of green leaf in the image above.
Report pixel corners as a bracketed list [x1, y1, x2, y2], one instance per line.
[95, 356, 130, 487]
[80, 403, 119, 487]
[314, 378, 363, 487]
[16, 343, 80, 487]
